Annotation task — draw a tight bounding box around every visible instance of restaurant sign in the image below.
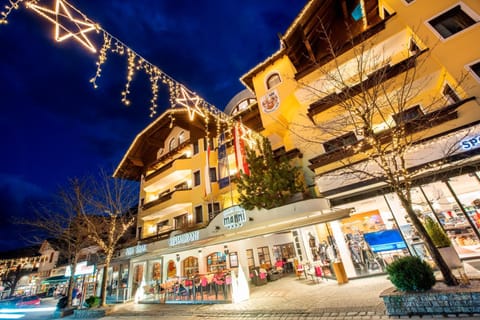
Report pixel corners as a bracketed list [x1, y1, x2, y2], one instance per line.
[168, 230, 200, 247]
[223, 206, 247, 229]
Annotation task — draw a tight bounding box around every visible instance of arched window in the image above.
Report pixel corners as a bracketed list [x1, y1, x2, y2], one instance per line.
[182, 256, 199, 278]
[169, 137, 177, 151]
[266, 72, 281, 89]
[206, 252, 227, 272]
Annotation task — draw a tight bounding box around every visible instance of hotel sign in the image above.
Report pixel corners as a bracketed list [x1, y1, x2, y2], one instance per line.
[168, 231, 200, 247]
[223, 206, 247, 229]
[125, 244, 147, 256]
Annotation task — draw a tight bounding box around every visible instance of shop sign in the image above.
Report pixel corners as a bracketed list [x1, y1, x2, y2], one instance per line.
[460, 136, 480, 150]
[223, 206, 247, 229]
[168, 230, 200, 247]
[65, 261, 95, 277]
[125, 244, 147, 256]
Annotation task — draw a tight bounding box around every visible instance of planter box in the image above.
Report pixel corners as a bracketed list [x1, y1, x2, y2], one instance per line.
[73, 308, 109, 319]
[380, 282, 480, 316]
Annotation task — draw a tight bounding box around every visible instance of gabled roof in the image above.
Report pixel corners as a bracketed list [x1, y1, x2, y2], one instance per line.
[114, 109, 227, 181]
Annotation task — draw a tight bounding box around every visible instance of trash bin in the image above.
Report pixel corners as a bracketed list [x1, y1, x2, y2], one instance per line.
[332, 261, 348, 284]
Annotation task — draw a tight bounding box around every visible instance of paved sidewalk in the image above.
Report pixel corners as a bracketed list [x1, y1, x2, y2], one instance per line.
[97, 260, 480, 319]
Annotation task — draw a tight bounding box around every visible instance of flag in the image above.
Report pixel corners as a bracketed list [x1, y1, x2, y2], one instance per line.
[204, 143, 211, 196]
[234, 123, 250, 175]
[217, 132, 230, 188]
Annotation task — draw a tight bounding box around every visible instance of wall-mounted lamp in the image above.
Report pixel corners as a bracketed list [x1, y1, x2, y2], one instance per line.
[224, 245, 229, 255]
[176, 254, 180, 262]
[249, 217, 254, 221]
[215, 226, 220, 230]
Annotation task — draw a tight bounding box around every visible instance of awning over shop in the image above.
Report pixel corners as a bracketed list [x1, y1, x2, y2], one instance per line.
[41, 275, 69, 285]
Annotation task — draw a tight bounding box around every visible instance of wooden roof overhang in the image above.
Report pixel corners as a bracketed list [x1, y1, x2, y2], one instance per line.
[241, 0, 383, 89]
[114, 109, 227, 181]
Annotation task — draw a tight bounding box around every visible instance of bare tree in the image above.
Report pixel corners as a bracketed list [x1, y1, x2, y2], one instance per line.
[79, 169, 137, 307]
[17, 178, 93, 307]
[290, 25, 476, 286]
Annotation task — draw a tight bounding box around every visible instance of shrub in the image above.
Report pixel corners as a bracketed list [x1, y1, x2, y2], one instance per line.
[386, 256, 436, 292]
[84, 296, 100, 308]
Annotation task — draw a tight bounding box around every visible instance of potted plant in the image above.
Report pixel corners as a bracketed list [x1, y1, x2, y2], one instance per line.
[424, 216, 462, 269]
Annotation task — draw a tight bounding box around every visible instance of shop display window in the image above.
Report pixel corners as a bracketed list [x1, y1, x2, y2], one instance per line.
[257, 246, 271, 269]
[182, 256, 199, 278]
[166, 260, 176, 279]
[206, 252, 226, 272]
[151, 262, 161, 281]
[246, 249, 255, 272]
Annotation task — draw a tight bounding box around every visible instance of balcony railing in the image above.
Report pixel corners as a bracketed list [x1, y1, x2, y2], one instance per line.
[308, 97, 475, 170]
[142, 187, 192, 210]
[146, 139, 192, 174]
[145, 153, 189, 182]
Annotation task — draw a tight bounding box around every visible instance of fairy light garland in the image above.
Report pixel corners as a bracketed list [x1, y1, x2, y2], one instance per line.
[0, 0, 28, 24]
[1, 0, 259, 148]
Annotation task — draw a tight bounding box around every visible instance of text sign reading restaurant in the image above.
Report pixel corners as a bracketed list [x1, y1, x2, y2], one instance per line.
[168, 230, 200, 247]
[223, 206, 247, 229]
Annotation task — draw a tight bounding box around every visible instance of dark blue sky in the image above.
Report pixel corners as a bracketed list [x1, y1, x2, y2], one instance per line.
[0, 0, 306, 251]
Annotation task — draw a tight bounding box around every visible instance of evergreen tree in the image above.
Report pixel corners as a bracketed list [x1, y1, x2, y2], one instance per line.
[235, 137, 304, 210]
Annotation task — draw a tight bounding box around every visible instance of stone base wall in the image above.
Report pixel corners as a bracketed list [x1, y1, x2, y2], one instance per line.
[380, 287, 480, 316]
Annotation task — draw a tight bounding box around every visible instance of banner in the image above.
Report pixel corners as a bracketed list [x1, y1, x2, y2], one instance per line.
[234, 123, 250, 175]
[217, 132, 230, 188]
[204, 143, 211, 196]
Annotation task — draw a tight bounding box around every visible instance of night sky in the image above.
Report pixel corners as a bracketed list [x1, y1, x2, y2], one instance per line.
[0, 0, 306, 252]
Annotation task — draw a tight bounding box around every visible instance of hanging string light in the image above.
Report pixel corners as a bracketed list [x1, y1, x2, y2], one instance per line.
[2, 0, 256, 141]
[90, 32, 112, 89]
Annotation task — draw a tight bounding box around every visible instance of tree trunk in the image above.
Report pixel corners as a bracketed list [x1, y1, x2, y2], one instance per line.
[100, 258, 110, 307]
[397, 193, 459, 286]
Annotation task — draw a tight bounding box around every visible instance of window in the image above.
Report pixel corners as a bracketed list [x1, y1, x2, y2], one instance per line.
[323, 132, 358, 153]
[203, 137, 214, 151]
[257, 246, 272, 268]
[246, 249, 255, 272]
[178, 131, 186, 144]
[193, 170, 201, 186]
[169, 137, 177, 151]
[174, 213, 188, 229]
[266, 72, 281, 89]
[182, 256, 199, 278]
[409, 38, 420, 55]
[194, 205, 203, 223]
[206, 252, 226, 272]
[193, 140, 199, 155]
[469, 61, 480, 81]
[392, 105, 424, 124]
[137, 227, 142, 240]
[428, 5, 476, 39]
[208, 202, 220, 215]
[229, 252, 239, 268]
[156, 220, 168, 233]
[443, 84, 461, 104]
[209, 167, 217, 182]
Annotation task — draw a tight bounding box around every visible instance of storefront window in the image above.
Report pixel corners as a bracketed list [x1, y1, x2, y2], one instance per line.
[417, 176, 480, 259]
[272, 243, 295, 261]
[166, 260, 176, 279]
[206, 252, 226, 272]
[151, 262, 161, 281]
[257, 246, 271, 269]
[182, 256, 199, 278]
[246, 249, 255, 272]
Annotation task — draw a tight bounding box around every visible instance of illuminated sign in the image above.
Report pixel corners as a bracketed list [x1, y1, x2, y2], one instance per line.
[223, 206, 247, 229]
[65, 261, 95, 277]
[125, 244, 147, 256]
[461, 136, 480, 150]
[168, 230, 200, 246]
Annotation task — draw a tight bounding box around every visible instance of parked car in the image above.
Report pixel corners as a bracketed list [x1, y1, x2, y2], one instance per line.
[15, 295, 41, 307]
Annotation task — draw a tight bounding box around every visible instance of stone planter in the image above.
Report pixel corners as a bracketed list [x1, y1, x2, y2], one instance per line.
[73, 308, 109, 319]
[380, 281, 480, 316]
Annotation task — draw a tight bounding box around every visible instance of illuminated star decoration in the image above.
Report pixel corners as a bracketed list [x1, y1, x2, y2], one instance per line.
[175, 86, 206, 121]
[26, 0, 99, 53]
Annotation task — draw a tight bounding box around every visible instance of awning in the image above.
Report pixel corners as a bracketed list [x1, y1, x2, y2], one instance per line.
[41, 275, 68, 285]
